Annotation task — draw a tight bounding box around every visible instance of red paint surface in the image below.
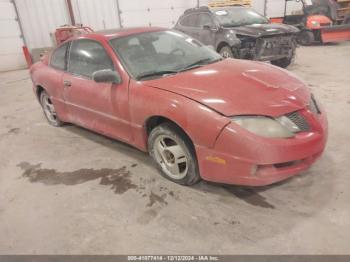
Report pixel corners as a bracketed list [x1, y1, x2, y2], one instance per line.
[22, 46, 33, 68]
[30, 28, 328, 186]
[321, 27, 350, 43]
[54, 26, 94, 45]
[270, 17, 284, 24]
[306, 15, 332, 29]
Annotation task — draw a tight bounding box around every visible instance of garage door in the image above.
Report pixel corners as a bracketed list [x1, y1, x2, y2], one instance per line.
[71, 0, 121, 30]
[118, 0, 198, 28]
[0, 0, 26, 71]
[14, 0, 70, 50]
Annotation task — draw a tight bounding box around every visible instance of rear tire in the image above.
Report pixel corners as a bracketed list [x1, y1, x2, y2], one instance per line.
[148, 123, 200, 186]
[297, 30, 315, 46]
[40, 91, 64, 127]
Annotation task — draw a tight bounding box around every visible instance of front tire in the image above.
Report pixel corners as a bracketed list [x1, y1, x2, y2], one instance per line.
[271, 57, 293, 68]
[148, 123, 200, 186]
[297, 30, 315, 46]
[40, 91, 64, 127]
[219, 45, 235, 58]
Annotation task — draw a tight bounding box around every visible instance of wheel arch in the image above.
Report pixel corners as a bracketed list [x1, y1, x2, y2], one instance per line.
[216, 41, 230, 52]
[35, 85, 45, 101]
[145, 115, 195, 150]
[129, 86, 230, 152]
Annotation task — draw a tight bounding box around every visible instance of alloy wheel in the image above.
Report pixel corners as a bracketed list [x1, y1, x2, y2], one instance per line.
[42, 94, 58, 124]
[153, 135, 189, 180]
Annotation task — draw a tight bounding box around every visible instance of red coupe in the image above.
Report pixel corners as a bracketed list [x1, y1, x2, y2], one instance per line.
[30, 27, 328, 186]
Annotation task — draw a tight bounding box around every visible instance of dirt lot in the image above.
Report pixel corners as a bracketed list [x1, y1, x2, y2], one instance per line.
[0, 42, 349, 254]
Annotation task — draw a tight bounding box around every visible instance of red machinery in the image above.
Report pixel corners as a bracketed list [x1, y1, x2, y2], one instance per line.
[54, 24, 94, 45]
[23, 24, 94, 68]
[271, 0, 350, 45]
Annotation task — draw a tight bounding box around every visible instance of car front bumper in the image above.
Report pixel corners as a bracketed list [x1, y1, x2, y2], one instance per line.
[195, 109, 328, 186]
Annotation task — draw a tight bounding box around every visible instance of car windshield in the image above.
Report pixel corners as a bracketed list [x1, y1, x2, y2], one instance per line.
[214, 8, 269, 27]
[109, 30, 222, 80]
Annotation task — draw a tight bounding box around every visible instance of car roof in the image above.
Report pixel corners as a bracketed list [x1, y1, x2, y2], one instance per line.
[182, 5, 247, 16]
[74, 27, 167, 42]
[210, 6, 247, 11]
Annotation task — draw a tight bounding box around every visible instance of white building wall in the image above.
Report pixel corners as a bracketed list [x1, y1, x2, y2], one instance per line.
[118, 0, 198, 28]
[71, 0, 121, 30]
[252, 0, 266, 15]
[0, 0, 26, 71]
[265, 0, 304, 18]
[14, 0, 70, 50]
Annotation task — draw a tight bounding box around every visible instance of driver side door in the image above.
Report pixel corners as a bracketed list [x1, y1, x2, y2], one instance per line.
[196, 13, 217, 47]
[62, 39, 131, 142]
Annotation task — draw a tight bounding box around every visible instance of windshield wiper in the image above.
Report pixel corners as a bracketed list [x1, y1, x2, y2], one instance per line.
[136, 58, 223, 80]
[136, 70, 178, 80]
[179, 57, 223, 72]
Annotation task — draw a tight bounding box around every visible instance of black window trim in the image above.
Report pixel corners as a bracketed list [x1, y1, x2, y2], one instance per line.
[108, 37, 133, 80]
[66, 38, 116, 80]
[49, 41, 71, 71]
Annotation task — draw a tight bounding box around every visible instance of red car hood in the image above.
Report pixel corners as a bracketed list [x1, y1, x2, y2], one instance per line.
[143, 59, 311, 117]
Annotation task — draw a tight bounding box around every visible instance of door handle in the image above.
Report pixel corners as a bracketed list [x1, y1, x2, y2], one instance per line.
[63, 80, 71, 87]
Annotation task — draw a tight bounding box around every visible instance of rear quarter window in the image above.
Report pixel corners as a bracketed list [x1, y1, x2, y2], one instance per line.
[180, 13, 199, 27]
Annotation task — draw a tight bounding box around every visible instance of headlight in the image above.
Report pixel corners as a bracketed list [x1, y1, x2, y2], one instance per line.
[231, 116, 301, 138]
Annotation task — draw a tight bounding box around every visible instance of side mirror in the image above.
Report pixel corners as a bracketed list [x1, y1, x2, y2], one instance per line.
[92, 69, 121, 84]
[203, 24, 217, 31]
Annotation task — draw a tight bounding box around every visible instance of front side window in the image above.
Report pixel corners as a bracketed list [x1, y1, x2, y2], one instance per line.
[68, 39, 114, 78]
[110, 30, 222, 80]
[198, 13, 215, 27]
[50, 42, 69, 70]
[214, 7, 269, 27]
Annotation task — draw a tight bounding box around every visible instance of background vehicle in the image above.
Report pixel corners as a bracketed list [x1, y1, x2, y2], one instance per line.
[174, 5, 299, 68]
[272, 0, 350, 45]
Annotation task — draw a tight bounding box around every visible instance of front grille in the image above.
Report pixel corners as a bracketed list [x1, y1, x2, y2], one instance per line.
[285, 111, 310, 132]
[274, 160, 302, 169]
[255, 35, 295, 59]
